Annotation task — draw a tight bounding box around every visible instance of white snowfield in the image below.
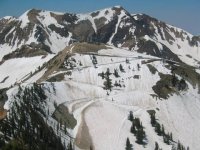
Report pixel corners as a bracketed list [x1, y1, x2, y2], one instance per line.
[4, 47, 200, 150]
[0, 55, 54, 89]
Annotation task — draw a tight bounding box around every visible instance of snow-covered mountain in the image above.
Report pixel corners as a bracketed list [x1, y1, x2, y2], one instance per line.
[1, 6, 200, 64]
[0, 6, 200, 150]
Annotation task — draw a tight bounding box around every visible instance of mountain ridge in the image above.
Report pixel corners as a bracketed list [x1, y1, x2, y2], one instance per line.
[0, 6, 199, 67]
[0, 6, 200, 150]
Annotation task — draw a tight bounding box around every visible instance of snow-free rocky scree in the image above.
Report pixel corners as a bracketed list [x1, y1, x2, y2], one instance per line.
[0, 6, 200, 150]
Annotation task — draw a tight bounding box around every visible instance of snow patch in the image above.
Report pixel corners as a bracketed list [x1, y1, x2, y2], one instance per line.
[18, 10, 30, 28]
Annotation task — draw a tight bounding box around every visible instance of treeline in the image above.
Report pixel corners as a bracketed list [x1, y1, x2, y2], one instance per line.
[149, 111, 173, 145]
[148, 110, 189, 150]
[128, 111, 147, 145]
[125, 111, 147, 150]
[0, 83, 73, 150]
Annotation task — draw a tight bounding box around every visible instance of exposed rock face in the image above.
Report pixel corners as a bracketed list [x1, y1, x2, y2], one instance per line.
[2, 43, 49, 61]
[137, 40, 182, 62]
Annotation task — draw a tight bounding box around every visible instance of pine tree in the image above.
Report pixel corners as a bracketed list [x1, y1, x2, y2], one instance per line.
[137, 64, 140, 71]
[103, 68, 112, 90]
[128, 111, 134, 121]
[155, 123, 162, 136]
[163, 135, 170, 145]
[130, 124, 136, 135]
[136, 128, 145, 145]
[125, 138, 133, 150]
[155, 142, 159, 150]
[177, 141, 181, 150]
[161, 124, 165, 135]
[126, 58, 130, 64]
[98, 71, 105, 79]
[103, 76, 112, 90]
[134, 118, 141, 129]
[92, 55, 98, 65]
[105, 68, 112, 78]
[119, 64, 125, 72]
[170, 132, 173, 141]
[114, 69, 120, 78]
[150, 113, 156, 126]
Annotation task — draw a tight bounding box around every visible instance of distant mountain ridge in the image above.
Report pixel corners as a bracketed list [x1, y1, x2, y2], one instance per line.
[0, 6, 200, 66]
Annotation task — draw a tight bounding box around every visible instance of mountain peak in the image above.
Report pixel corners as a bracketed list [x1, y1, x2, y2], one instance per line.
[1, 16, 15, 20]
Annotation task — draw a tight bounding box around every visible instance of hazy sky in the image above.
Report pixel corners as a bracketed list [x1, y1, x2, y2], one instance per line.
[0, 0, 199, 35]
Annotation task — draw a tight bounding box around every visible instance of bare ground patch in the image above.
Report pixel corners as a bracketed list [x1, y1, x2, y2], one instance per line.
[75, 101, 96, 150]
[73, 42, 108, 54]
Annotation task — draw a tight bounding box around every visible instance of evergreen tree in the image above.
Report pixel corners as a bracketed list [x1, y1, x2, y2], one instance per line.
[163, 135, 170, 145]
[130, 122, 136, 135]
[137, 64, 140, 71]
[155, 123, 162, 136]
[103, 68, 112, 90]
[128, 111, 134, 121]
[136, 128, 145, 145]
[92, 55, 98, 65]
[0, 84, 65, 150]
[126, 58, 130, 64]
[98, 72, 105, 79]
[155, 142, 159, 150]
[150, 113, 156, 126]
[161, 124, 165, 135]
[125, 138, 133, 150]
[103, 76, 112, 90]
[177, 141, 181, 150]
[119, 64, 125, 72]
[170, 132, 173, 141]
[105, 68, 112, 78]
[134, 118, 141, 129]
[114, 69, 120, 78]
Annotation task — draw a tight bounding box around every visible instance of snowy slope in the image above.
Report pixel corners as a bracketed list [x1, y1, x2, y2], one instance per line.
[1, 6, 200, 150]
[45, 47, 200, 149]
[3, 46, 199, 149]
[0, 55, 54, 89]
